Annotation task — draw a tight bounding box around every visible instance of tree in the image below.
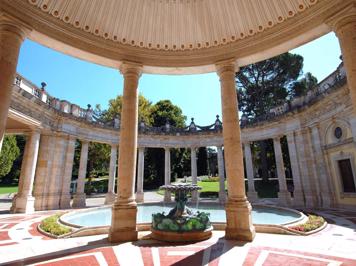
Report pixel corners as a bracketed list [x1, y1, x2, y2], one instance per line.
[290, 72, 318, 98]
[104, 94, 153, 125]
[236, 52, 304, 118]
[0, 136, 20, 182]
[150, 100, 186, 127]
[197, 147, 208, 176]
[146, 100, 188, 187]
[236, 53, 317, 182]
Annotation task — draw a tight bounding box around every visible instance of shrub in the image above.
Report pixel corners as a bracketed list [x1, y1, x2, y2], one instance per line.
[289, 215, 325, 232]
[201, 176, 220, 182]
[40, 214, 72, 236]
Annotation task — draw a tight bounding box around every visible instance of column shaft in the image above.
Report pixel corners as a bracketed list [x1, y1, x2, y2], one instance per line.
[59, 136, 76, 209]
[273, 137, 291, 205]
[191, 147, 198, 202]
[109, 62, 142, 243]
[217, 146, 226, 203]
[136, 147, 145, 202]
[311, 126, 335, 207]
[33, 135, 55, 210]
[12, 130, 40, 213]
[244, 142, 258, 202]
[216, 60, 255, 241]
[328, 7, 356, 138]
[105, 144, 118, 204]
[164, 148, 172, 202]
[286, 132, 305, 206]
[0, 17, 29, 152]
[72, 140, 89, 208]
[295, 130, 319, 207]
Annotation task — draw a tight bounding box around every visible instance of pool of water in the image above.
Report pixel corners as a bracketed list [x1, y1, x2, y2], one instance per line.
[61, 204, 302, 227]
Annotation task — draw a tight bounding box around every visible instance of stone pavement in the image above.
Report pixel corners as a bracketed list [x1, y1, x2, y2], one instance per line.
[0, 208, 355, 265]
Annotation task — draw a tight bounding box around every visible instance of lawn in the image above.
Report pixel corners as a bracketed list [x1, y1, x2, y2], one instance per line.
[0, 185, 18, 195]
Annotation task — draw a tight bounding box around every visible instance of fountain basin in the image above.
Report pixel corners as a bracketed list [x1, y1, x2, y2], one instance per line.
[59, 203, 305, 230]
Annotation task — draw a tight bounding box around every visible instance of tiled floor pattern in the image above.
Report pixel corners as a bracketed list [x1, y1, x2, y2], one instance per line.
[0, 209, 355, 265]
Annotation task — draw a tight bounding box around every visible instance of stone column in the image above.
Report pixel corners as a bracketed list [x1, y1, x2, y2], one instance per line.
[164, 147, 172, 202]
[273, 136, 292, 206]
[217, 146, 226, 203]
[244, 142, 258, 202]
[216, 60, 255, 241]
[33, 135, 55, 211]
[286, 132, 305, 206]
[191, 147, 198, 202]
[0, 16, 30, 152]
[294, 130, 319, 207]
[46, 135, 67, 210]
[59, 136, 76, 209]
[136, 147, 145, 202]
[72, 140, 89, 208]
[327, 6, 356, 138]
[105, 144, 118, 204]
[109, 62, 142, 243]
[12, 130, 40, 213]
[311, 125, 335, 207]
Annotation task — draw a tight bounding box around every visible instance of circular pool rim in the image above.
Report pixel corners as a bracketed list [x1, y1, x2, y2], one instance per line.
[59, 203, 306, 230]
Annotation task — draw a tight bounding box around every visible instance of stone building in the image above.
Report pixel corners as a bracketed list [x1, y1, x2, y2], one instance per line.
[0, 0, 355, 244]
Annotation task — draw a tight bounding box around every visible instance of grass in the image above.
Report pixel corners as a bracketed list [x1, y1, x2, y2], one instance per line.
[40, 214, 72, 236]
[0, 184, 18, 195]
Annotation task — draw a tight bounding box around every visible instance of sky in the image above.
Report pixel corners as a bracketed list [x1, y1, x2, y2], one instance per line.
[16, 32, 341, 126]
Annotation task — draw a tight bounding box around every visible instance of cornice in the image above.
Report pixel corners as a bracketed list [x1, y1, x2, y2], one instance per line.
[0, 0, 346, 73]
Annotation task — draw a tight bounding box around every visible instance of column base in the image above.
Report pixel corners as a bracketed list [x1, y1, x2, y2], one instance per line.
[105, 192, 116, 205]
[164, 191, 172, 203]
[225, 197, 256, 242]
[278, 191, 292, 206]
[59, 194, 71, 209]
[44, 194, 61, 210]
[109, 202, 138, 243]
[72, 193, 86, 208]
[247, 191, 258, 202]
[11, 195, 35, 214]
[135, 192, 144, 203]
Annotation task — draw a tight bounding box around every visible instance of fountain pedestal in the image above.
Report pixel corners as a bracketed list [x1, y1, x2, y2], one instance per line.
[151, 184, 212, 242]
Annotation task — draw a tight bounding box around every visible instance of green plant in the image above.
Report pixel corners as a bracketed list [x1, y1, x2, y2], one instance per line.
[201, 176, 220, 182]
[289, 215, 325, 232]
[40, 214, 72, 236]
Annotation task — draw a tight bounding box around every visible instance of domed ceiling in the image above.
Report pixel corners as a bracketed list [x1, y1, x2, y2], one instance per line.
[27, 0, 318, 51]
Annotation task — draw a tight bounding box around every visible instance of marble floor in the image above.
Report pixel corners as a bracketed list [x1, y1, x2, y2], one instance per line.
[0, 207, 355, 265]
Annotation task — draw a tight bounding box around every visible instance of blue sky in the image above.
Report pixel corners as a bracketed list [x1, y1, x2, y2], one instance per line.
[17, 32, 341, 126]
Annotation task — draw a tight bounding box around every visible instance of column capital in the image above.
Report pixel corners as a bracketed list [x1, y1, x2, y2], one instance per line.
[81, 139, 90, 145]
[0, 13, 32, 41]
[138, 147, 145, 152]
[119, 61, 143, 78]
[215, 59, 238, 77]
[325, 3, 356, 33]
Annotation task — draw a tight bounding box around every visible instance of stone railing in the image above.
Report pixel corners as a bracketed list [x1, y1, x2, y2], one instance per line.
[14, 74, 93, 122]
[13, 62, 346, 133]
[138, 116, 222, 135]
[240, 63, 347, 127]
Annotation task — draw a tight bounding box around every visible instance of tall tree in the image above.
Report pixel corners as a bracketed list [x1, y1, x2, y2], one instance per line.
[236, 53, 317, 182]
[236, 52, 304, 118]
[0, 136, 20, 182]
[146, 100, 187, 186]
[197, 147, 208, 176]
[104, 94, 153, 125]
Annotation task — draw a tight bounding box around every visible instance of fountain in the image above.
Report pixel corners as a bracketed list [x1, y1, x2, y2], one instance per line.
[151, 184, 213, 242]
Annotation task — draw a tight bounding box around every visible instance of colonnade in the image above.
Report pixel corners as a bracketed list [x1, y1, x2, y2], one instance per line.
[0, 7, 355, 244]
